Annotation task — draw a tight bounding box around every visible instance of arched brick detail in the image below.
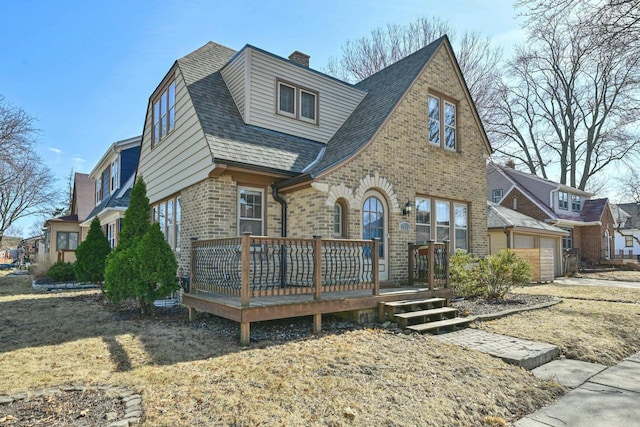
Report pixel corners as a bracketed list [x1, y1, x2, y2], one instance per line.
[352, 172, 401, 213]
[325, 183, 355, 208]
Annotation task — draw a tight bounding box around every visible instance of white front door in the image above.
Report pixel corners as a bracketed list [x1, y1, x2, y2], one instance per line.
[362, 191, 389, 281]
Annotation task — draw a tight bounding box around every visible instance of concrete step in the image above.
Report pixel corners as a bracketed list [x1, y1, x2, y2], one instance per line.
[407, 317, 473, 333]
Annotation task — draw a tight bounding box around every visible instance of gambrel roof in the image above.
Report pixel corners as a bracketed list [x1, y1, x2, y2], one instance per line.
[176, 42, 324, 175]
[168, 36, 490, 181]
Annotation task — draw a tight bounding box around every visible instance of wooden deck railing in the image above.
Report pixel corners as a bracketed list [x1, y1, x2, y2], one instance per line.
[190, 234, 379, 306]
[407, 242, 449, 289]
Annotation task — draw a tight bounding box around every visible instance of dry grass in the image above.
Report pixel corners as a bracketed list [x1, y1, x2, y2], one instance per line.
[0, 276, 564, 426]
[578, 270, 640, 282]
[478, 283, 640, 365]
[513, 283, 640, 303]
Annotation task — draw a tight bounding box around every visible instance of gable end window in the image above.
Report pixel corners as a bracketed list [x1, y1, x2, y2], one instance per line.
[428, 94, 457, 151]
[276, 79, 319, 125]
[152, 80, 176, 147]
[625, 235, 633, 247]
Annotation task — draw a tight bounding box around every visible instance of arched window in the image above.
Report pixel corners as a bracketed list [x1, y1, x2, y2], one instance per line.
[333, 199, 348, 238]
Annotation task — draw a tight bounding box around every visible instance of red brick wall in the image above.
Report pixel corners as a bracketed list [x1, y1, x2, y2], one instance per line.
[500, 188, 549, 221]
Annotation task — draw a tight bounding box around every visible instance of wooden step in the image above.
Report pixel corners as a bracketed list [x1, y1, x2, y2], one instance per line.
[380, 298, 446, 320]
[384, 297, 446, 308]
[394, 307, 459, 328]
[407, 317, 472, 333]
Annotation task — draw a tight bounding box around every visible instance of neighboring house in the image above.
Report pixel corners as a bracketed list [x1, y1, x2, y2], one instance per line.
[20, 234, 44, 264]
[43, 173, 95, 265]
[487, 201, 569, 276]
[136, 35, 492, 284]
[487, 162, 617, 264]
[613, 202, 640, 259]
[80, 136, 141, 248]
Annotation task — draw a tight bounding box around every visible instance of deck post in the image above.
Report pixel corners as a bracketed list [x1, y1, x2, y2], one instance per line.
[372, 238, 380, 296]
[428, 241, 435, 290]
[313, 313, 322, 334]
[189, 238, 197, 294]
[188, 307, 197, 322]
[240, 322, 250, 346]
[241, 232, 251, 307]
[408, 243, 414, 286]
[313, 235, 322, 301]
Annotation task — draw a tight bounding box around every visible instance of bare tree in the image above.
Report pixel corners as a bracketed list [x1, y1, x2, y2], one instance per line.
[489, 2, 640, 190]
[324, 17, 503, 127]
[0, 95, 37, 169]
[0, 151, 58, 245]
[616, 168, 640, 203]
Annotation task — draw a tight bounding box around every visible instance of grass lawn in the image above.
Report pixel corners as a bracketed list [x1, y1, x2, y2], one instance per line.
[478, 282, 640, 365]
[0, 275, 564, 426]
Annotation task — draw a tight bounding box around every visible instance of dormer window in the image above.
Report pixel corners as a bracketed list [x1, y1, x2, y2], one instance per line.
[559, 191, 569, 210]
[571, 195, 581, 212]
[428, 93, 457, 151]
[276, 79, 319, 125]
[110, 159, 119, 193]
[152, 80, 176, 147]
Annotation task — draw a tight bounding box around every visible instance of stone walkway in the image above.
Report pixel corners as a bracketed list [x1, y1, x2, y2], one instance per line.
[433, 328, 559, 370]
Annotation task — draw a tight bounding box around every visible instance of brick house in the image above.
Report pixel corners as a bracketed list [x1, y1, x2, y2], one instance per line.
[487, 162, 617, 265]
[137, 35, 491, 285]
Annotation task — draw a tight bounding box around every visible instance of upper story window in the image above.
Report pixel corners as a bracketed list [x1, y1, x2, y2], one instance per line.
[492, 189, 503, 203]
[101, 167, 110, 200]
[276, 79, 319, 125]
[110, 159, 119, 193]
[428, 94, 457, 151]
[559, 191, 569, 210]
[152, 81, 176, 147]
[571, 194, 581, 212]
[625, 235, 634, 247]
[95, 178, 102, 204]
[238, 187, 264, 236]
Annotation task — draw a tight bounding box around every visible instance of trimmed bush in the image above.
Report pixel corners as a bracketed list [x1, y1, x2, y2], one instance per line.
[75, 218, 111, 285]
[104, 177, 178, 314]
[48, 261, 76, 282]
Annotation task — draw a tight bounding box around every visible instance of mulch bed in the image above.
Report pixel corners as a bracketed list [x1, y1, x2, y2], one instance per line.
[0, 389, 126, 427]
[451, 293, 556, 317]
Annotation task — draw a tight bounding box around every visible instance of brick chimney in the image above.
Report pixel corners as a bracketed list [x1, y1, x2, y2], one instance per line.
[288, 51, 310, 67]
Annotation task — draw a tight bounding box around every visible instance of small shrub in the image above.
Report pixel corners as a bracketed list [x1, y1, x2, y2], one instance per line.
[48, 261, 76, 282]
[449, 250, 482, 298]
[75, 218, 111, 286]
[478, 249, 532, 299]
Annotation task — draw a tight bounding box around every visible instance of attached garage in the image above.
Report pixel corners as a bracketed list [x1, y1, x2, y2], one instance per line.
[487, 202, 569, 277]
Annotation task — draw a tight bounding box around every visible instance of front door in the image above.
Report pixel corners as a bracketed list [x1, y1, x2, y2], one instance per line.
[362, 191, 389, 281]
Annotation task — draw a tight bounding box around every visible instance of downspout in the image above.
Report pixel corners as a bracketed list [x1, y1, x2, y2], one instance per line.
[272, 184, 287, 237]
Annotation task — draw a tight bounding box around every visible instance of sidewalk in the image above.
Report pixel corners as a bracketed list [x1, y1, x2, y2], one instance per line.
[515, 351, 640, 426]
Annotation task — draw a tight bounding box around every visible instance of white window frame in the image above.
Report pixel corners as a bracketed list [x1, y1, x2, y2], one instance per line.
[559, 191, 569, 210]
[625, 235, 633, 247]
[95, 178, 102, 204]
[277, 81, 296, 118]
[110, 159, 119, 194]
[571, 194, 581, 212]
[492, 189, 503, 203]
[238, 187, 264, 236]
[107, 222, 116, 249]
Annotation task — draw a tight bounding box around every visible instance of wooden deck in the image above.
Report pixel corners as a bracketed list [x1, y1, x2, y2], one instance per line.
[183, 286, 453, 345]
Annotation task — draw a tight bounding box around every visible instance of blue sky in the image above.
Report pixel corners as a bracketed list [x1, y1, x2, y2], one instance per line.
[2, 0, 521, 234]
